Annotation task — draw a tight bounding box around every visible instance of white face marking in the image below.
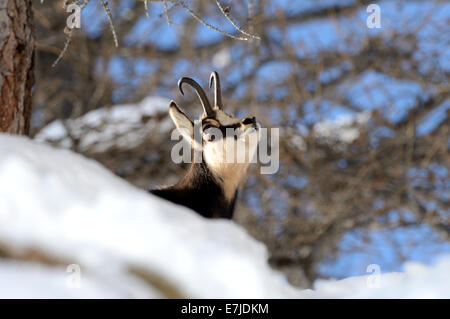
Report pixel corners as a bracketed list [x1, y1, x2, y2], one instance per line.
[201, 109, 260, 201]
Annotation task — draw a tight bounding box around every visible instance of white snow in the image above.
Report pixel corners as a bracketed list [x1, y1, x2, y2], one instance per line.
[284, 111, 371, 152]
[212, 48, 231, 69]
[0, 134, 298, 298]
[0, 260, 158, 298]
[308, 256, 450, 298]
[0, 134, 448, 298]
[313, 111, 370, 144]
[34, 96, 171, 153]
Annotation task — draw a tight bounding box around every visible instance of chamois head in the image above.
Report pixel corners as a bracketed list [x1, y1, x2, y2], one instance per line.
[168, 72, 260, 202]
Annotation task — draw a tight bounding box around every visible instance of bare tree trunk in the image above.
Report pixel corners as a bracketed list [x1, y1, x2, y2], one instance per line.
[0, 0, 34, 135]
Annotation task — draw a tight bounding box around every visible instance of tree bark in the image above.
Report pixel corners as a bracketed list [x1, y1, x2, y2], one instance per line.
[0, 0, 34, 135]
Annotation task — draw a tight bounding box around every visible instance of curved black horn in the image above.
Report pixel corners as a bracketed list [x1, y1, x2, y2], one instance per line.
[178, 77, 214, 117]
[209, 71, 223, 109]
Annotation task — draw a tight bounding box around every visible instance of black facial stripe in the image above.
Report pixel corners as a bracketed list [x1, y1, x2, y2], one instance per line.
[202, 119, 241, 134]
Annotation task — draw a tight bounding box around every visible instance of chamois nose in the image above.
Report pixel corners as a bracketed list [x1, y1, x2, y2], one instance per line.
[242, 117, 256, 125]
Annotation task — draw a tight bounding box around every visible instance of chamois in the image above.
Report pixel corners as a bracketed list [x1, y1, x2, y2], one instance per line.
[150, 72, 260, 219]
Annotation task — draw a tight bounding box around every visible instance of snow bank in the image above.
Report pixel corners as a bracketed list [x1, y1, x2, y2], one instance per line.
[0, 134, 297, 298]
[0, 260, 156, 298]
[0, 134, 448, 298]
[34, 96, 172, 153]
[307, 256, 450, 298]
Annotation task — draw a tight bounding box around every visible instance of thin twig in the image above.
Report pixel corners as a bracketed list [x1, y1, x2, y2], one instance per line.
[163, 0, 171, 26]
[177, 0, 251, 41]
[52, 30, 74, 67]
[99, 0, 119, 47]
[52, 0, 91, 67]
[215, 0, 260, 40]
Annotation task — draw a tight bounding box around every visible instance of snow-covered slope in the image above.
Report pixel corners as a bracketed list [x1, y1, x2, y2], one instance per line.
[34, 96, 172, 153]
[0, 134, 448, 298]
[0, 134, 298, 298]
[308, 256, 450, 298]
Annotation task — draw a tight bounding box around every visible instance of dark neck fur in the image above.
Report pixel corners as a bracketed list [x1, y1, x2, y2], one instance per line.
[150, 162, 238, 219]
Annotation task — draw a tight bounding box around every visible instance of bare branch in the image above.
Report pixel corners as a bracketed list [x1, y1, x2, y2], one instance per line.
[163, 0, 171, 26]
[214, 0, 260, 40]
[177, 0, 253, 41]
[99, 0, 119, 47]
[52, 28, 74, 68]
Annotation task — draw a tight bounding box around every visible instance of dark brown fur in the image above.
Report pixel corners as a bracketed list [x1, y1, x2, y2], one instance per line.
[150, 161, 237, 219]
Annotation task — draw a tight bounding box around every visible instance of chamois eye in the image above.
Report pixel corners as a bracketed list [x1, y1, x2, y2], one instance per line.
[202, 124, 214, 131]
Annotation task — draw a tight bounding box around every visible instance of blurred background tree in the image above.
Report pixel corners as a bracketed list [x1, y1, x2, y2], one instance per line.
[32, 0, 449, 288]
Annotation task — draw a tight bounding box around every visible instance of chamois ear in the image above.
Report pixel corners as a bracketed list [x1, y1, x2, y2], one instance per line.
[169, 100, 194, 142]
